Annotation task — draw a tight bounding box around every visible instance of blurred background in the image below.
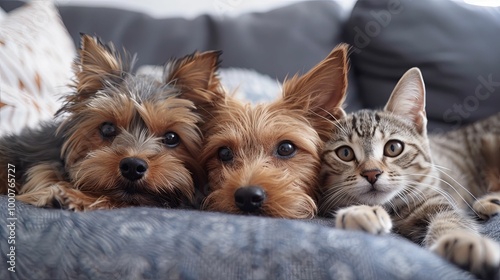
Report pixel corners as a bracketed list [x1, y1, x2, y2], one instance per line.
[54, 0, 356, 18]
[53, 0, 499, 18]
[1, 0, 500, 134]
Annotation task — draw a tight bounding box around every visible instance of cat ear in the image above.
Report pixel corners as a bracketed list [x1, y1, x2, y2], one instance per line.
[166, 50, 223, 105]
[281, 43, 349, 140]
[76, 34, 129, 97]
[385, 67, 427, 135]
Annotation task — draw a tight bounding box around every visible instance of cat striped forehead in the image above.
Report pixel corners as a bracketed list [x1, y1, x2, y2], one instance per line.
[331, 110, 420, 143]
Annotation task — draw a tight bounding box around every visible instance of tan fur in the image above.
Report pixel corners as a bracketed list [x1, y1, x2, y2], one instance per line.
[71, 35, 129, 107]
[198, 44, 349, 218]
[0, 35, 222, 211]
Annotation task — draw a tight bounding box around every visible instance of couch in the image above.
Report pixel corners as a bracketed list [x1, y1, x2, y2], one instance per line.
[0, 0, 499, 279]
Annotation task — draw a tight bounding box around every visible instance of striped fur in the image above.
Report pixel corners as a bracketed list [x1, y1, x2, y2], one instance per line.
[431, 113, 500, 219]
[319, 68, 500, 279]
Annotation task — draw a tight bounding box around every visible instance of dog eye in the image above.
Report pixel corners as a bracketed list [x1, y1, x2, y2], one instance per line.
[384, 140, 404, 157]
[276, 141, 296, 158]
[335, 146, 355, 162]
[100, 122, 117, 138]
[163, 132, 180, 148]
[218, 147, 234, 162]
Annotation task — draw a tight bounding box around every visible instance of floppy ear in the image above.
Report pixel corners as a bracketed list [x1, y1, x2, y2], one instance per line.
[281, 43, 349, 140]
[75, 34, 129, 97]
[166, 50, 224, 106]
[384, 67, 427, 135]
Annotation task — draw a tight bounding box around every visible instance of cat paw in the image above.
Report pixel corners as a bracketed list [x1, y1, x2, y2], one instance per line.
[335, 205, 392, 234]
[473, 193, 500, 220]
[431, 231, 500, 280]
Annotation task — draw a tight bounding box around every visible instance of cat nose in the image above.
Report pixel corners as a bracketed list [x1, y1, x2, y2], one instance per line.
[234, 186, 266, 213]
[361, 169, 383, 185]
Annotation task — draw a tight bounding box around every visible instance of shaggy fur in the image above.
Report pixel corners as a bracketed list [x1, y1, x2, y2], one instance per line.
[197, 44, 349, 219]
[0, 35, 221, 211]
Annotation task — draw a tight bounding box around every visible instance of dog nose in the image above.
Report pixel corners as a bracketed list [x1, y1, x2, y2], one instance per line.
[361, 169, 383, 185]
[234, 186, 266, 213]
[119, 157, 148, 181]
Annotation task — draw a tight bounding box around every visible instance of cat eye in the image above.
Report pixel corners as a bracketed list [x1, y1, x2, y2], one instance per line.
[163, 132, 180, 148]
[335, 146, 355, 162]
[218, 147, 234, 162]
[384, 140, 404, 157]
[276, 141, 296, 158]
[100, 122, 117, 139]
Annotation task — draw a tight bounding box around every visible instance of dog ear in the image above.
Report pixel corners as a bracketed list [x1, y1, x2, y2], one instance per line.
[75, 34, 129, 98]
[166, 50, 224, 106]
[281, 44, 349, 141]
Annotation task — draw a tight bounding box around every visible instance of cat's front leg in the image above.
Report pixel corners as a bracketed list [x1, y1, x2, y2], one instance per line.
[473, 192, 500, 220]
[426, 211, 500, 279]
[335, 205, 392, 234]
[430, 231, 500, 280]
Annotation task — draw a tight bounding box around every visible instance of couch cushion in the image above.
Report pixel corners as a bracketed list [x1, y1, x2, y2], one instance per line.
[344, 0, 500, 132]
[0, 195, 477, 279]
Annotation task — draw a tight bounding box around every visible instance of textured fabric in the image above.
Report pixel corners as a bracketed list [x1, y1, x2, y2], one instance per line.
[0, 196, 478, 279]
[137, 66, 281, 103]
[0, 1, 75, 136]
[344, 0, 500, 132]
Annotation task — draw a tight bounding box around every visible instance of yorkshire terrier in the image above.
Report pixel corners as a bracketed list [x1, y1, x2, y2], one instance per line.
[0, 34, 221, 211]
[196, 44, 349, 218]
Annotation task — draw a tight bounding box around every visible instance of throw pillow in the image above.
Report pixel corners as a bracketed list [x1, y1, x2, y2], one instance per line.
[0, 1, 75, 136]
[344, 0, 500, 132]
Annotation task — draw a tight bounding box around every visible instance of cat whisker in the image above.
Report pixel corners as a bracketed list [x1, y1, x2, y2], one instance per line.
[425, 166, 480, 205]
[325, 190, 355, 212]
[320, 182, 358, 214]
[408, 173, 479, 217]
[429, 163, 452, 171]
[404, 180, 457, 209]
[312, 110, 350, 137]
[386, 199, 403, 219]
[402, 185, 426, 206]
[431, 165, 481, 203]
[395, 192, 412, 214]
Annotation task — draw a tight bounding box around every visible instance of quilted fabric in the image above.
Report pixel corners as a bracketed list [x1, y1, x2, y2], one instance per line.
[0, 196, 477, 279]
[0, 1, 75, 136]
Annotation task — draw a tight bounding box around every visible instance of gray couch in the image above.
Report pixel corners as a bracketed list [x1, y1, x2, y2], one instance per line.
[1, 0, 499, 279]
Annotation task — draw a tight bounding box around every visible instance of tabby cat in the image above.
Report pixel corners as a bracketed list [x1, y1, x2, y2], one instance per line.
[319, 68, 500, 279]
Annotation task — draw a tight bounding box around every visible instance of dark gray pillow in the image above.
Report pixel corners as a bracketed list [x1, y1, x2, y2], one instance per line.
[344, 0, 500, 132]
[0, 1, 362, 109]
[0, 196, 477, 279]
[55, 1, 344, 82]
